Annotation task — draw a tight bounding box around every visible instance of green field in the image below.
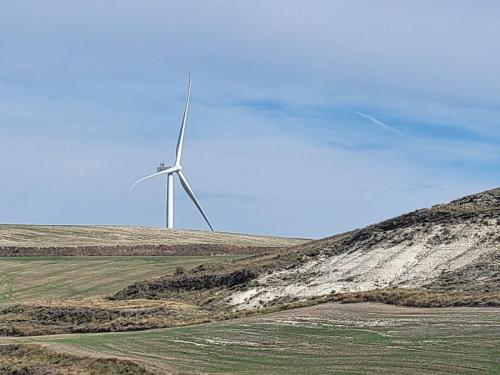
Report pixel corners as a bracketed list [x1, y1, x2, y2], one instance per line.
[5, 303, 499, 374]
[0, 256, 236, 305]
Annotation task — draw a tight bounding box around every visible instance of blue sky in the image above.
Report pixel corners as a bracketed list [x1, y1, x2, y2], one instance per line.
[0, 1, 498, 238]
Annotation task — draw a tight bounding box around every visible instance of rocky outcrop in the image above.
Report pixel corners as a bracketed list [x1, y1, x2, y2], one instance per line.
[229, 188, 500, 309]
[113, 270, 256, 300]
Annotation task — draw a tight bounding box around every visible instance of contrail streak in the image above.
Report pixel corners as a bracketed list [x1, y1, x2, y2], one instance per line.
[355, 111, 402, 135]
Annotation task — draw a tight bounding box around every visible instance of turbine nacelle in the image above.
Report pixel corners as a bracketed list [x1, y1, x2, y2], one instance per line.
[157, 163, 182, 173]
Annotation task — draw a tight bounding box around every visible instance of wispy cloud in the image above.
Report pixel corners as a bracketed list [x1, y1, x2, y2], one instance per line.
[354, 111, 402, 135]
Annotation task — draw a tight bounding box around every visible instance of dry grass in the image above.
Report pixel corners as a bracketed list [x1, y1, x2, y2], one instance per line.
[3, 285, 498, 337]
[0, 256, 237, 306]
[328, 287, 500, 307]
[0, 298, 214, 336]
[0, 344, 158, 374]
[3, 303, 498, 375]
[0, 225, 308, 248]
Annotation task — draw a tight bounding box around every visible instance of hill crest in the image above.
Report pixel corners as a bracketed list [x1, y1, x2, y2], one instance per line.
[229, 187, 499, 308]
[0, 225, 309, 256]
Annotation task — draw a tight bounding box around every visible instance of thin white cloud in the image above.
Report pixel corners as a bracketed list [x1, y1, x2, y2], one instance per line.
[355, 111, 402, 135]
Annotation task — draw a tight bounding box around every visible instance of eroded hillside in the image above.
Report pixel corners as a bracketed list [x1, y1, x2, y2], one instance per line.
[115, 187, 499, 310]
[229, 187, 499, 308]
[2, 188, 498, 337]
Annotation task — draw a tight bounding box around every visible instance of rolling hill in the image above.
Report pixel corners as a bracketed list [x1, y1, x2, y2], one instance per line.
[3, 304, 498, 374]
[0, 256, 236, 306]
[115, 187, 499, 309]
[0, 188, 497, 338]
[0, 225, 309, 256]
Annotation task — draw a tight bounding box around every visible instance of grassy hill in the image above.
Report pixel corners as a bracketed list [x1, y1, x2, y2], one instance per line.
[114, 187, 499, 309]
[0, 225, 309, 256]
[0, 256, 237, 306]
[2, 188, 498, 338]
[0, 189, 498, 374]
[3, 303, 498, 374]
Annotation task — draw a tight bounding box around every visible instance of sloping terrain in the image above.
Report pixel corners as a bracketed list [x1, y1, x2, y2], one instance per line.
[0, 225, 308, 256]
[0, 256, 240, 336]
[115, 187, 499, 310]
[1, 188, 497, 337]
[0, 256, 236, 306]
[0, 299, 213, 336]
[3, 304, 498, 375]
[0, 344, 156, 374]
[230, 187, 499, 308]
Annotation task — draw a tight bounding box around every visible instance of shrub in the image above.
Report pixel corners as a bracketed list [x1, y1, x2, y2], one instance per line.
[174, 266, 186, 275]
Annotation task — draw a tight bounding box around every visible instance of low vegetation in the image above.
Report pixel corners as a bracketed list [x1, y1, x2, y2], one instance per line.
[3, 303, 498, 374]
[3, 285, 498, 337]
[328, 287, 500, 307]
[112, 268, 257, 300]
[0, 299, 213, 336]
[108, 187, 500, 312]
[0, 256, 237, 306]
[0, 344, 155, 374]
[0, 189, 498, 374]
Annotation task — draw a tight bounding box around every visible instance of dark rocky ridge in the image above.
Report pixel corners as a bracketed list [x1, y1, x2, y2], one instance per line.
[0, 244, 284, 257]
[113, 270, 257, 300]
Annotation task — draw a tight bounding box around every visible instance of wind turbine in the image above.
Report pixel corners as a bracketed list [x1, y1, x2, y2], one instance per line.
[131, 74, 214, 231]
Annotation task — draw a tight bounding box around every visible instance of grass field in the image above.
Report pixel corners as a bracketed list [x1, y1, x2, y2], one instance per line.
[5, 303, 499, 374]
[0, 256, 236, 305]
[0, 225, 307, 248]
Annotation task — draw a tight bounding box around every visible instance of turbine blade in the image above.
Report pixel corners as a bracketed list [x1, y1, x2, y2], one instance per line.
[130, 167, 177, 189]
[175, 73, 191, 166]
[177, 171, 214, 231]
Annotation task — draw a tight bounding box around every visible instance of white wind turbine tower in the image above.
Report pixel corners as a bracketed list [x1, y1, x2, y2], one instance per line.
[131, 74, 214, 231]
